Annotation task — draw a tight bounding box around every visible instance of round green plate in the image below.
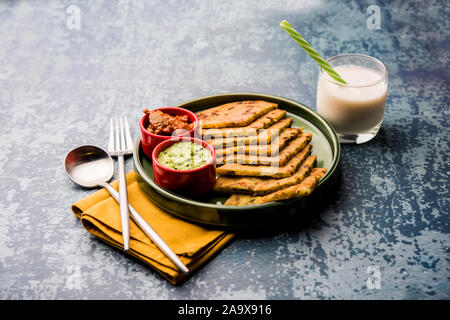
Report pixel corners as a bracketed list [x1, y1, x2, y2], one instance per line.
[133, 93, 340, 227]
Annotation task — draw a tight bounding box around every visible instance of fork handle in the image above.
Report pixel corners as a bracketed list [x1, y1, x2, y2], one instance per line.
[100, 182, 190, 274]
[117, 155, 130, 251]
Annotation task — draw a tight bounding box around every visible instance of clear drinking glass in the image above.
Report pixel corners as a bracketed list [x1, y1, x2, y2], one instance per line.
[316, 54, 388, 144]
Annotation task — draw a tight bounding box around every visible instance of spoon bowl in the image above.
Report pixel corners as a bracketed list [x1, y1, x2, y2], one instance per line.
[65, 145, 114, 188]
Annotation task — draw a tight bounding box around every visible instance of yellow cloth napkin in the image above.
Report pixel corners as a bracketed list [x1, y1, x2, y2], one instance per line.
[71, 171, 234, 285]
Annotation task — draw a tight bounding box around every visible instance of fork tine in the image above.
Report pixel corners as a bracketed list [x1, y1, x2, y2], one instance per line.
[124, 117, 134, 150]
[119, 117, 126, 152]
[115, 118, 120, 151]
[108, 118, 114, 152]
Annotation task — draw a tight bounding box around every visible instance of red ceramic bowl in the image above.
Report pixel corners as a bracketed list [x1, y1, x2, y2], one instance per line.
[152, 137, 216, 197]
[140, 107, 199, 159]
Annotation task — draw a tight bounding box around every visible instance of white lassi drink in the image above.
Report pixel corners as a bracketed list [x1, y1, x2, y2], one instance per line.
[316, 54, 388, 144]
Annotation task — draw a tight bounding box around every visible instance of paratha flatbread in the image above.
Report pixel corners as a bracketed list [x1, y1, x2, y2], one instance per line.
[206, 118, 293, 147]
[197, 100, 277, 129]
[200, 109, 285, 138]
[213, 155, 317, 195]
[216, 143, 312, 178]
[217, 132, 312, 166]
[215, 128, 301, 157]
[224, 167, 327, 206]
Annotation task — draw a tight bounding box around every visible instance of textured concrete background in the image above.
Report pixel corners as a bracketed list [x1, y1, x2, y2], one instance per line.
[0, 0, 449, 299]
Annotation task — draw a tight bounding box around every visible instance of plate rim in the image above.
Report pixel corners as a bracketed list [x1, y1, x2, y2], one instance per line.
[133, 92, 340, 210]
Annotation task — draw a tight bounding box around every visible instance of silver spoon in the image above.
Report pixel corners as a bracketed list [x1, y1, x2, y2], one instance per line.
[64, 145, 189, 274]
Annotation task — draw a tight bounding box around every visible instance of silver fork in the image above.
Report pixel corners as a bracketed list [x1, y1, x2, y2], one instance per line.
[108, 117, 189, 274]
[108, 117, 133, 251]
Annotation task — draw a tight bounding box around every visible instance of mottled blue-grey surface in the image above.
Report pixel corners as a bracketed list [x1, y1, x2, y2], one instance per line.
[0, 0, 449, 300]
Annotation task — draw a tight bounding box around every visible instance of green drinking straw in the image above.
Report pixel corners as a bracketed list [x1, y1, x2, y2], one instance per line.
[280, 20, 347, 85]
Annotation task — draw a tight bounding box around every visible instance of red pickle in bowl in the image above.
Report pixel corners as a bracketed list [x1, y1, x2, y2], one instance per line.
[139, 107, 199, 159]
[143, 109, 194, 135]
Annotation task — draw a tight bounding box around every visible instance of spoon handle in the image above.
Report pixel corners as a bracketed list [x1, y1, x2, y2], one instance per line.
[100, 182, 190, 274]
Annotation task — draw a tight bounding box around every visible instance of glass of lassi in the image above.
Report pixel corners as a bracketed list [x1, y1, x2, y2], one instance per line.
[316, 54, 388, 144]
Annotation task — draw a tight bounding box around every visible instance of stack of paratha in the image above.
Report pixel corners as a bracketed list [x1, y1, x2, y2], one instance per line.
[197, 100, 327, 206]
